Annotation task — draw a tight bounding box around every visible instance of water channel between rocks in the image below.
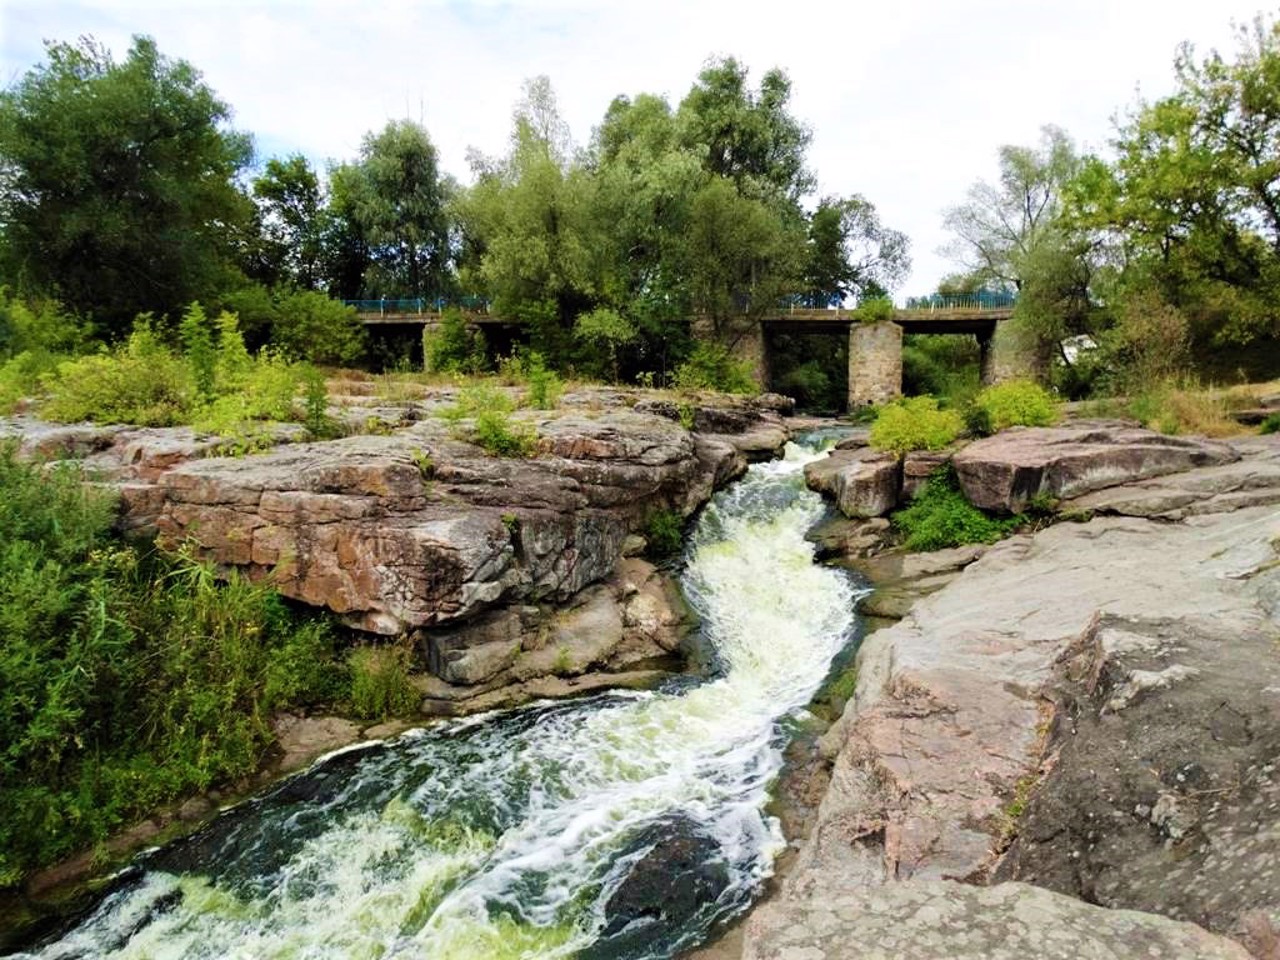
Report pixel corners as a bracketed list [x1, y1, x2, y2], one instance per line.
[16, 439, 864, 960]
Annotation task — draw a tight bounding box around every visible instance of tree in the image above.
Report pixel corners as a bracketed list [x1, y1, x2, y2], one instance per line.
[456, 77, 606, 338]
[252, 154, 324, 290]
[1072, 16, 1280, 345]
[676, 57, 813, 204]
[326, 120, 452, 299]
[803, 195, 910, 306]
[0, 36, 254, 334]
[943, 126, 1080, 291]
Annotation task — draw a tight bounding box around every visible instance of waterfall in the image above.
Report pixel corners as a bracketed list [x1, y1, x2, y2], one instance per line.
[17, 440, 862, 960]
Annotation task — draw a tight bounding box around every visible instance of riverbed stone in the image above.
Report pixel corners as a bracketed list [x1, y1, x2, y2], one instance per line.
[743, 880, 1251, 960]
[751, 434, 1280, 959]
[952, 420, 1239, 513]
[803, 447, 902, 518]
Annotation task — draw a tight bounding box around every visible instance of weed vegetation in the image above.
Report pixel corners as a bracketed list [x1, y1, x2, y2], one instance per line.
[893, 466, 1021, 551]
[869, 396, 965, 455]
[0, 443, 349, 885]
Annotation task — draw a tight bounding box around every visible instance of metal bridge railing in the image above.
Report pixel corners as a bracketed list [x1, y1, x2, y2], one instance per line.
[901, 292, 1017, 312]
[342, 297, 491, 315]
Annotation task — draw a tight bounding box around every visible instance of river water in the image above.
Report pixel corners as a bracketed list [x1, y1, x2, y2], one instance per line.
[17, 440, 861, 960]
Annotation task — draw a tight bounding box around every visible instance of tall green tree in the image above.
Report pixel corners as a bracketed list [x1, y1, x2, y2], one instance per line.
[327, 120, 453, 299]
[1072, 16, 1280, 346]
[252, 154, 325, 290]
[803, 195, 910, 306]
[0, 36, 254, 334]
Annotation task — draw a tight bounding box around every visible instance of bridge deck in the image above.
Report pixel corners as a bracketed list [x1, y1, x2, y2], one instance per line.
[357, 307, 1014, 332]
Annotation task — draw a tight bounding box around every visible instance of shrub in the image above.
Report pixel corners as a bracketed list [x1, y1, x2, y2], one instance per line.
[893, 466, 1020, 551]
[0, 446, 342, 883]
[1261, 412, 1280, 435]
[673, 342, 757, 394]
[853, 297, 894, 324]
[869, 396, 964, 455]
[644, 509, 684, 559]
[970, 380, 1060, 435]
[271, 290, 368, 366]
[525, 352, 561, 410]
[0, 289, 86, 357]
[180, 302, 217, 403]
[349, 645, 418, 721]
[473, 409, 538, 457]
[1125, 381, 1244, 438]
[0, 350, 60, 414]
[426, 307, 485, 374]
[41, 321, 193, 425]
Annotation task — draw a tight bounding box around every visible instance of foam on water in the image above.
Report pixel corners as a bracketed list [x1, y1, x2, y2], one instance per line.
[19, 440, 862, 960]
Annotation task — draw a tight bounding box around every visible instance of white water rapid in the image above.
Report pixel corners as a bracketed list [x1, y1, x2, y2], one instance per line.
[17, 440, 862, 960]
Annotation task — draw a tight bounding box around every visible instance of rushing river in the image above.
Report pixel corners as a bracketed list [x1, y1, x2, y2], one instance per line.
[16, 440, 862, 960]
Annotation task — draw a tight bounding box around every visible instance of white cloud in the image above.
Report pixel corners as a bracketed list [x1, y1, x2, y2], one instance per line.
[0, 0, 1268, 292]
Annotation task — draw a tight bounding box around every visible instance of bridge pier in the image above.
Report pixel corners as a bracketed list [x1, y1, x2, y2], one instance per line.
[848, 321, 903, 408]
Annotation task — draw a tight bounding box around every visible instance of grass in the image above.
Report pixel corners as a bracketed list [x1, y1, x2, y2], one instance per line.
[893, 465, 1022, 551]
[0, 443, 347, 885]
[1085, 378, 1250, 438]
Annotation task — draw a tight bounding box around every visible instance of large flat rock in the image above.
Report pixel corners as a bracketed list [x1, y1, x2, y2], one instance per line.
[754, 434, 1280, 958]
[953, 421, 1239, 513]
[744, 880, 1250, 960]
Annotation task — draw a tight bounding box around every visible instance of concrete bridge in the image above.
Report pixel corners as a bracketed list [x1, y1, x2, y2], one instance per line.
[348, 295, 1019, 408]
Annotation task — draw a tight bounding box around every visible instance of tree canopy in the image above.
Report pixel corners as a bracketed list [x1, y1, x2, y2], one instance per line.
[0, 36, 254, 334]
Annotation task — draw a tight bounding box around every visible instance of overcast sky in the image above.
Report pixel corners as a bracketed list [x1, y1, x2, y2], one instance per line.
[0, 1, 1273, 295]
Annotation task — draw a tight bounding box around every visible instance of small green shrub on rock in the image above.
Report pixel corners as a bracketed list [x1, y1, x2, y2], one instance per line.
[869, 396, 964, 456]
[969, 380, 1059, 434]
[644, 509, 684, 559]
[673, 342, 757, 394]
[893, 466, 1020, 551]
[349, 645, 419, 721]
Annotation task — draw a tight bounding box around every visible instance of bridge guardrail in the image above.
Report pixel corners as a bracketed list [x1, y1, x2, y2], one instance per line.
[343, 297, 491, 315]
[901, 292, 1017, 312]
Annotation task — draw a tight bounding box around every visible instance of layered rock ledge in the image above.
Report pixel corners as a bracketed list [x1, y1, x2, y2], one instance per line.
[0, 390, 792, 712]
[752, 430, 1280, 958]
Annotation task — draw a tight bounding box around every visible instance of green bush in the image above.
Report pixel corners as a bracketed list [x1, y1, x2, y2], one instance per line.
[672, 342, 757, 394]
[869, 396, 964, 455]
[425, 307, 485, 374]
[644, 509, 684, 559]
[893, 466, 1020, 551]
[473, 409, 538, 457]
[349, 645, 418, 721]
[853, 296, 894, 324]
[0, 350, 61, 413]
[0, 445, 343, 884]
[525, 352, 561, 410]
[41, 321, 194, 425]
[271, 290, 368, 366]
[1260, 412, 1280, 435]
[970, 380, 1059, 434]
[0, 289, 86, 357]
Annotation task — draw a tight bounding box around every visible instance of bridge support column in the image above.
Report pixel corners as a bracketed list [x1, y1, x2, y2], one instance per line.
[848, 321, 902, 408]
[990, 321, 1052, 384]
[978, 326, 997, 386]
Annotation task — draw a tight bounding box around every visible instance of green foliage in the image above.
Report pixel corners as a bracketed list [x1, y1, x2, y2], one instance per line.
[473, 409, 538, 457]
[853, 296, 895, 324]
[0, 350, 61, 414]
[0, 445, 342, 883]
[349, 645, 418, 722]
[41, 321, 194, 426]
[301, 365, 337, 439]
[1261, 412, 1280, 434]
[644, 509, 684, 559]
[970, 380, 1060, 434]
[672, 341, 757, 394]
[426, 308, 486, 373]
[180, 303, 218, 403]
[893, 466, 1020, 551]
[901, 334, 981, 408]
[524, 352, 561, 409]
[441, 383, 537, 456]
[0, 36, 254, 332]
[573, 307, 638, 381]
[868, 396, 964, 455]
[270, 291, 367, 366]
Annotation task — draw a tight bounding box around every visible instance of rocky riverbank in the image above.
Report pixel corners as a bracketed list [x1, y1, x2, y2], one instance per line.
[742, 424, 1280, 959]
